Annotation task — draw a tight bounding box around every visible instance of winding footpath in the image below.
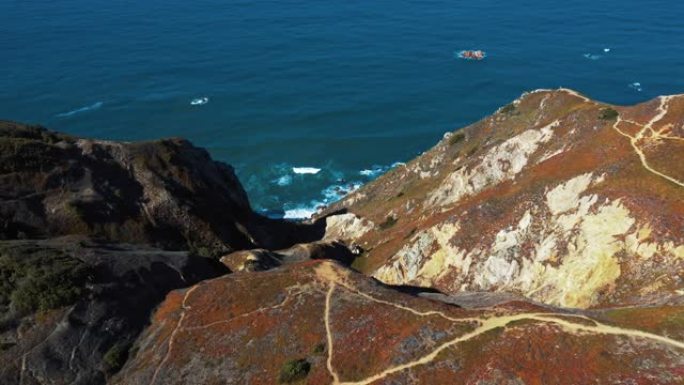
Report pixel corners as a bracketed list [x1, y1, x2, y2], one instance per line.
[149, 284, 200, 385]
[141, 260, 684, 385]
[320, 269, 684, 385]
[612, 95, 684, 188]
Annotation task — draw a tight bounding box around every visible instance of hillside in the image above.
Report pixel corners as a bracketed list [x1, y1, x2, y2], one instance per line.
[115, 260, 684, 384]
[321, 89, 684, 309]
[2, 89, 684, 384]
[0, 122, 317, 384]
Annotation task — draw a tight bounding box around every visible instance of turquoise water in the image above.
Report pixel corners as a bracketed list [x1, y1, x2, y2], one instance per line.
[3, 0, 684, 217]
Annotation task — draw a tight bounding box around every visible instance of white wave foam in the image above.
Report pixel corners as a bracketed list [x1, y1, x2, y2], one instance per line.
[360, 166, 385, 177]
[628, 82, 643, 92]
[322, 182, 363, 202]
[274, 175, 293, 186]
[292, 167, 321, 175]
[282, 180, 363, 221]
[283, 207, 317, 220]
[359, 162, 405, 177]
[190, 97, 209, 106]
[604, 48, 611, 53]
[56, 101, 103, 118]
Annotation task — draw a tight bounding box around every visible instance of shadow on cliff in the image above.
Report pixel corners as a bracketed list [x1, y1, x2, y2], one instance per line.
[248, 208, 348, 251]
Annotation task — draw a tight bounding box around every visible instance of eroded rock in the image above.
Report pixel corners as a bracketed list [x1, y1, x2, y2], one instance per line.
[322, 89, 684, 308]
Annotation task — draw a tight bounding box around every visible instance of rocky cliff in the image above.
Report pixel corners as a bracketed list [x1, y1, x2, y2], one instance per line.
[0, 122, 318, 385]
[322, 89, 684, 309]
[0, 121, 317, 256]
[2, 89, 684, 385]
[0, 238, 226, 385]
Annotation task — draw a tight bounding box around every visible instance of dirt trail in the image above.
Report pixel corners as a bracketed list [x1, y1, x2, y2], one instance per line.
[183, 287, 307, 332]
[318, 263, 684, 385]
[612, 96, 684, 188]
[325, 284, 341, 384]
[559, 88, 594, 103]
[149, 285, 200, 385]
[333, 311, 684, 385]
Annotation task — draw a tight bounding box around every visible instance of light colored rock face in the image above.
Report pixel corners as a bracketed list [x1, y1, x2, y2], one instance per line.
[428, 120, 559, 207]
[323, 213, 374, 242]
[330, 89, 684, 309]
[375, 170, 684, 308]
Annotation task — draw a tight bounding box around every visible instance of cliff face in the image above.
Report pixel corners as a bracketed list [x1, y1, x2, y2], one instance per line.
[0, 122, 316, 385]
[0, 238, 227, 385]
[0, 121, 318, 256]
[322, 89, 684, 309]
[0, 121, 257, 255]
[112, 89, 684, 385]
[3, 89, 684, 385]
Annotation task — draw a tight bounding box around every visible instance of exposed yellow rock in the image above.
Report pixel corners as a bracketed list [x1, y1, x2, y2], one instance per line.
[372, 171, 683, 308]
[332, 89, 684, 309]
[546, 172, 594, 215]
[323, 213, 374, 242]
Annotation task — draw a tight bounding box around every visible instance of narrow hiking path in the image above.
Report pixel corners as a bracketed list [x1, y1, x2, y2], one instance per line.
[325, 285, 341, 385]
[560, 89, 683, 187]
[142, 261, 684, 385]
[149, 284, 200, 385]
[317, 264, 684, 385]
[612, 95, 684, 188]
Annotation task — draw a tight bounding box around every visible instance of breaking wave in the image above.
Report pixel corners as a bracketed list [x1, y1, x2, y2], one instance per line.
[583, 49, 610, 61]
[274, 175, 293, 186]
[190, 97, 209, 106]
[257, 161, 403, 220]
[281, 180, 364, 220]
[583, 53, 602, 60]
[56, 101, 103, 117]
[359, 162, 403, 178]
[292, 167, 321, 175]
[283, 207, 318, 219]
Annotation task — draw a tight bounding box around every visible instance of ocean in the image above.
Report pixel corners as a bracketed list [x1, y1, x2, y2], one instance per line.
[3, 0, 684, 218]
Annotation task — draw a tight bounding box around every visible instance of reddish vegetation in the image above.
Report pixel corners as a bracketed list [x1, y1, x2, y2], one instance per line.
[114, 261, 684, 385]
[111, 89, 684, 384]
[323, 89, 684, 308]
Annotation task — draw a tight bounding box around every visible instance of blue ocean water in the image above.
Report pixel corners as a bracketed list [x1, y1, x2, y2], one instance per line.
[3, 0, 684, 218]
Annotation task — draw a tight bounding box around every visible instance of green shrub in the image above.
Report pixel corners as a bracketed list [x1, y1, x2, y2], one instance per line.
[0, 245, 89, 314]
[312, 343, 326, 355]
[189, 245, 214, 259]
[448, 132, 465, 146]
[378, 216, 397, 230]
[11, 274, 84, 314]
[0, 342, 16, 351]
[466, 144, 479, 157]
[278, 359, 311, 383]
[103, 342, 130, 373]
[599, 107, 619, 120]
[500, 103, 516, 115]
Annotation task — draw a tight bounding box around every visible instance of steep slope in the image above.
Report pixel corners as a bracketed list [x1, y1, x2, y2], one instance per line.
[114, 260, 684, 385]
[0, 238, 227, 385]
[0, 121, 317, 256]
[321, 89, 684, 309]
[0, 122, 323, 384]
[4, 89, 684, 384]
